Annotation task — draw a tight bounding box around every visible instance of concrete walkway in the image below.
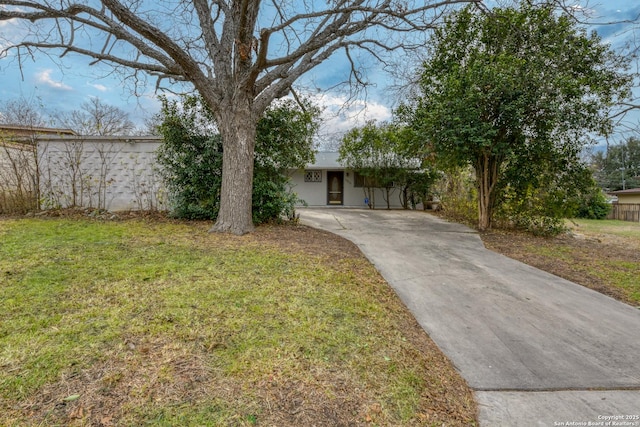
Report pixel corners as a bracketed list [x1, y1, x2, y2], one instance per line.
[299, 208, 640, 427]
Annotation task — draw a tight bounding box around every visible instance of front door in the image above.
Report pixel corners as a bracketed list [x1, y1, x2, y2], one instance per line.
[327, 171, 344, 205]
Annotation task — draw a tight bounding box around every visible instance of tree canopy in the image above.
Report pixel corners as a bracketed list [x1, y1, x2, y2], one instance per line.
[0, 0, 484, 234]
[405, 3, 631, 230]
[156, 95, 319, 223]
[591, 138, 640, 191]
[339, 120, 436, 209]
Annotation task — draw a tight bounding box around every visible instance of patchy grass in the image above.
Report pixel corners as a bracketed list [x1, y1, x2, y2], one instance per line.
[481, 219, 640, 307]
[0, 216, 477, 426]
[567, 218, 640, 248]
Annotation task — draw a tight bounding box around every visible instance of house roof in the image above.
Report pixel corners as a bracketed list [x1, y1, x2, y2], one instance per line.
[304, 151, 423, 170]
[609, 188, 640, 195]
[307, 152, 342, 169]
[0, 124, 76, 136]
[35, 135, 162, 143]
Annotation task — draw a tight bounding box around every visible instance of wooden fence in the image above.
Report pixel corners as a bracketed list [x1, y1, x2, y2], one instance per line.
[607, 203, 640, 222]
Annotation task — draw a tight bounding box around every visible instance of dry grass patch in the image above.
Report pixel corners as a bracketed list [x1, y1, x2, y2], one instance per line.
[481, 219, 640, 306]
[0, 215, 476, 426]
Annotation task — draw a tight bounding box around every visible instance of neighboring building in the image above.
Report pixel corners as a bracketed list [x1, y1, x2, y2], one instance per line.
[289, 152, 406, 208]
[0, 124, 76, 139]
[608, 188, 640, 222]
[609, 188, 640, 204]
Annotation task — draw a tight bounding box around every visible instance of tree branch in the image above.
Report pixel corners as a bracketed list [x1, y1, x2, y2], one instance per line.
[1, 0, 485, 117]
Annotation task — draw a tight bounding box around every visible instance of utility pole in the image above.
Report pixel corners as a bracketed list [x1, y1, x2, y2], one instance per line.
[621, 146, 626, 190]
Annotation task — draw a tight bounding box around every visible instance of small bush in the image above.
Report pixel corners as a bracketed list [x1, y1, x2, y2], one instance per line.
[0, 190, 38, 215]
[252, 170, 299, 224]
[156, 133, 223, 221]
[510, 213, 567, 236]
[575, 189, 611, 220]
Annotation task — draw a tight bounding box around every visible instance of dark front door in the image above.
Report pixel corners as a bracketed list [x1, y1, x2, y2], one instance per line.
[327, 171, 344, 205]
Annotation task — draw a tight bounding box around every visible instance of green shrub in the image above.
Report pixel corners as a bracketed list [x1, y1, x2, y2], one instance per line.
[575, 188, 611, 220]
[155, 99, 223, 220]
[155, 96, 318, 224]
[252, 169, 299, 224]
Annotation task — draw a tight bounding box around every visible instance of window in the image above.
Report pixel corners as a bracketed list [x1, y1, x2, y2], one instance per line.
[304, 170, 322, 182]
[354, 171, 366, 188]
[354, 171, 394, 188]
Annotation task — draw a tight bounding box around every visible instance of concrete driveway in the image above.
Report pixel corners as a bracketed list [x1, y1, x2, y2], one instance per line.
[299, 208, 640, 426]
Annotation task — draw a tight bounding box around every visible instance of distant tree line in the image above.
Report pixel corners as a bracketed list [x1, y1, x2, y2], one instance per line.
[591, 138, 640, 192]
[0, 97, 139, 136]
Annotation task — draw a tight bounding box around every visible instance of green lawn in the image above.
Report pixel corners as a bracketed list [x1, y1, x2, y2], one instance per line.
[568, 219, 640, 304]
[0, 217, 476, 426]
[568, 218, 640, 242]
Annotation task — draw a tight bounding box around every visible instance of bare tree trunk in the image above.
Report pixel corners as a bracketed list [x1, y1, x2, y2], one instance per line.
[476, 153, 500, 231]
[210, 98, 258, 235]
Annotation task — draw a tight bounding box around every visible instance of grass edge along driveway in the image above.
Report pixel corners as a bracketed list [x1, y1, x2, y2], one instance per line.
[0, 217, 477, 426]
[481, 218, 640, 307]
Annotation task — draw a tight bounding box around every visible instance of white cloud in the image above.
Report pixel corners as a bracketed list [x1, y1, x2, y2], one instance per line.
[87, 82, 108, 92]
[0, 6, 17, 28]
[36, 69, 72, 90]
[311, 93, 392, 131]
[303, 92, 392, 150]
[0, 18, 16, 28]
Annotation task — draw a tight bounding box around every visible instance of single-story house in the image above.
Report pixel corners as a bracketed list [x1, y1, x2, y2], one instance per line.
[11, 139, 413, 213]
[289, 152, 406, 208]
[609, 188, 640, 204]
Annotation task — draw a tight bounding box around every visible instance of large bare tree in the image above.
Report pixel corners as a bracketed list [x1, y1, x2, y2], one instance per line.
[0, 0, 482, 234]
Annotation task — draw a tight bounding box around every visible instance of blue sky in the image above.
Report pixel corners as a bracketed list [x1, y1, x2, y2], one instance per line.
[0, 1, 639, 143]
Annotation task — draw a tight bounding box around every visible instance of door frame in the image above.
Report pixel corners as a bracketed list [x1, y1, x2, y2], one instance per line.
[326, 171, 344, 205]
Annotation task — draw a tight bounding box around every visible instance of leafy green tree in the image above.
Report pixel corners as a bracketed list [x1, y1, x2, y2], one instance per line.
[339, 121, 434, 209]
[574, 186, 611, 220]
[498, 163, 609, 234]
[156, 96, 319, 223]
[252, 99, 320, 222]
[592, 138, 640, 191]
[255, 99, 320, 172]
[339, 121, 392, 209]
[407, 4, 631, 230]
[398, 168, 440, 210]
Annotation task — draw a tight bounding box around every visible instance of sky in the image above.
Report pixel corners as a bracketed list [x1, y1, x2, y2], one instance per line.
[0, 1, 639, 147]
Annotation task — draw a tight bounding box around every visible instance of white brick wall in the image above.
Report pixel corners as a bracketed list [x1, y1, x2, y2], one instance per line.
[37, 136, 168, 211]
